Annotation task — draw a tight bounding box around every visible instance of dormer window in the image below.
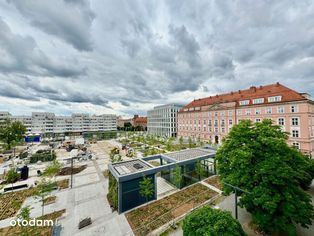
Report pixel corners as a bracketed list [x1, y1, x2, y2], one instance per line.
[239, 100, 250, 106]
[253, 98, 264, 104]
[268, 96, 282, 102]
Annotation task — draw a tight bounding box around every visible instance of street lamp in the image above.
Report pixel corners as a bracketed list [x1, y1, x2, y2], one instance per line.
[222, 181, 251, 219]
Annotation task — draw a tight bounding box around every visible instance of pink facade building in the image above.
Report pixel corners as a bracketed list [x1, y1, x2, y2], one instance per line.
[177, 83, 314, 156]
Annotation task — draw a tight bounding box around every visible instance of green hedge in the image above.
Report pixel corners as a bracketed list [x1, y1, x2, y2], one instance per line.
[30, 150, 56, 163]
[107, 172, 118, 210]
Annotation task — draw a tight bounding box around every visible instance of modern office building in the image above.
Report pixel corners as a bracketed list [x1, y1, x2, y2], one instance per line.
[177, 83, 314, 156]
[147, 104, 182, 137]
[3, 112, 117, 135]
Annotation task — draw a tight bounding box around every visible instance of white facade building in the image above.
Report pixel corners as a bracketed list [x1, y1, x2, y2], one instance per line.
[147, 104, 182, 137]
[2, 112, 117, 135]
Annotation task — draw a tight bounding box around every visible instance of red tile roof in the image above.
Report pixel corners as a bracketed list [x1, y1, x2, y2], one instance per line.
[133, 117, 147, 123]
[180, 83, 307, 111]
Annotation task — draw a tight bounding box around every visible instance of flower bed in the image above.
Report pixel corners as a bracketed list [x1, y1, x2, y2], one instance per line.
[204, 175, 222, 190]
[58, 165, 87, 175]
[0, 188, 37, 220]
[126, 183, 218, 236]
[57, 179, 69, 190]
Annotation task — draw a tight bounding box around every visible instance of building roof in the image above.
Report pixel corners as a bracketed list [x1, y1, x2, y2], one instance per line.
[180, 83, 308, 112]
[109, 148, 216, 179]
[113, 159, 152, 176]
[133, 117, 147, 123]
[165, 148, 214, 161]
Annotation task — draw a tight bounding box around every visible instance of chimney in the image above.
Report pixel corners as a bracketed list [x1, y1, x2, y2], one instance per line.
[134, 115, 139, 119]
[250, 86, 256, 92]
[231, 91, 234, 95]
[276, 82, 280, 86]
[238, 90, 241, 94]
[259, 85, 263, 89]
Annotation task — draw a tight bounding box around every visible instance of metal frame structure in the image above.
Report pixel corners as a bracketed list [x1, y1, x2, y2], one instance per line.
[108, 148, 216, 213]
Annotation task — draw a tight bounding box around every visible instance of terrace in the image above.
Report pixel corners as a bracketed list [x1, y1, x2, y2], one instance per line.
[108, 147, 216, 213]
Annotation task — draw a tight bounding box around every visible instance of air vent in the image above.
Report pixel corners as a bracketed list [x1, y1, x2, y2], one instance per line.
[133, 163, 144, 169]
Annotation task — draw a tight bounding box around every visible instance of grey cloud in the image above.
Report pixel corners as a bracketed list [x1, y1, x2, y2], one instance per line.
[120, 100, 130, 107]
[8, 0, 95, 51]
[0, 18, 85, 77]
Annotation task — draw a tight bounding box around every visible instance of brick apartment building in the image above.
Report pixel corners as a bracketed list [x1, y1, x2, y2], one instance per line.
[132, 115, 147, 130]
[177, 83, 314, 156]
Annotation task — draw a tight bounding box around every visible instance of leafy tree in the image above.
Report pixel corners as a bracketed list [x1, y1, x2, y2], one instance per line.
[183, 206, 246, 236]
[216, 119, 314, 235]
[17, 205, 31, 222]
[166, 138, 173, 151]
[139, 175, 154, 202]
[43, 160, 62, 180]
[173, 165, 183, 188]
[179, 136, 184, 148]
[6, 169, 20, 190]
[195, 160, 205, 180]
[188, 137, 193, 148]
[0, 119, 26, 150]
[36, 178, 56, 216]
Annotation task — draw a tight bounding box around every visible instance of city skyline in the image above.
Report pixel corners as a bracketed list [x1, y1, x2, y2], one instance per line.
[0, 1, 314, 117]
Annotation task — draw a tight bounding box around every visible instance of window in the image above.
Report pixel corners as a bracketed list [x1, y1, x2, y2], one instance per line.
[292, 130, 299, 138]
[291, 117, 299, 126]
[237, 110, 242, 115]
[214, 112, 218, 116]
[208, 120, 212, 126]
[208, 112, 211, 117]
[268, 96, 282, 102]
[292, 142, 300, 150]
[291, 105, 298, 113]
[221, 127, 225, 133]
[204, 120, 206, 125]
[255, 108, 261, 114]
[221, 119, 225, 127]
[245, 109, 251, 115]
[220, 111, 225, 116]
[204, 127, 206, 132]
[215, 127, 218, 133]
[266, 107, 272, 114]
[278, 118, 285, 126]
[229, 119, 233, 125]
[253, 98, 264, 104]
[256, 118, 261, 123]
[239, 100, 250, 106]
[228, 110, 233, 116]
[214, 120, 218, 126]
[277, 106, 284, 113]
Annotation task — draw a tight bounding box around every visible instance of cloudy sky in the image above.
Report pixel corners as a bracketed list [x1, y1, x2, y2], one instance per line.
[0, 0, 313, 117]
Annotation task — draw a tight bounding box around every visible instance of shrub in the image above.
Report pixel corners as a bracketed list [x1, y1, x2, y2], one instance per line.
[30, 150, 56, 163]
[183, 206, 246, 236]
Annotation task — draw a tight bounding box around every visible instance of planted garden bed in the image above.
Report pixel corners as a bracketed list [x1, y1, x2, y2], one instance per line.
[43, 196, 57, 205]
[0, 209, 65, 236]
[126, 183, 218, 236]
[204, 175, 222, 190]
[0, 188, 37, 220]
[57, 179, 69, 190]
[58, 165, 87, 175]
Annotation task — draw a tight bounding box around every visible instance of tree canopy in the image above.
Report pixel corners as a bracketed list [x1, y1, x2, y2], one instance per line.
[216, 119, 314, 235]
[183, 206, 246, 236]
[0, 119, 26, 150]
[139, 175, 154, 202]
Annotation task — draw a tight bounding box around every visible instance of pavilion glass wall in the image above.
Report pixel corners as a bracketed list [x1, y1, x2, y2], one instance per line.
[161, 158, 215, 189]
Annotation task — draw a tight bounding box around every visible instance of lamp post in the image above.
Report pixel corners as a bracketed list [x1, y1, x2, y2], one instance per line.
[222, 182, 251, 219]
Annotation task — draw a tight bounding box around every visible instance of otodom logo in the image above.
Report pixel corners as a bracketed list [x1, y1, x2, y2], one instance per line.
[10, 219, 54, 227]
